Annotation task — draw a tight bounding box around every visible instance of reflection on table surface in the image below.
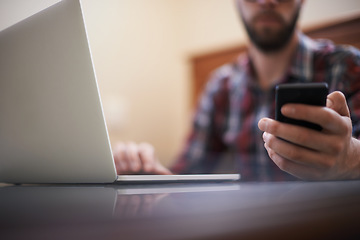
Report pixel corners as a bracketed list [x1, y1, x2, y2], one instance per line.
[1, 181, 360, 240]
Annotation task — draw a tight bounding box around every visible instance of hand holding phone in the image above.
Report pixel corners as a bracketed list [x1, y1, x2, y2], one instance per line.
[275, 83, 329, 131]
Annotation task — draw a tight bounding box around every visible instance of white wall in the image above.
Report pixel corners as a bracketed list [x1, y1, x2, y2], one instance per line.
[1, 0, 360, 166]
[80, 0, 190, 166]
[301, 0, 360, 27]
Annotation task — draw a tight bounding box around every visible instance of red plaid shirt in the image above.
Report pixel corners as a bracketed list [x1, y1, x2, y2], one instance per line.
[171, 33, 360, 181]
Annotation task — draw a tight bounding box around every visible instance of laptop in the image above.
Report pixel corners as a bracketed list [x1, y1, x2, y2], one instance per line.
[0, 0, 240, 184]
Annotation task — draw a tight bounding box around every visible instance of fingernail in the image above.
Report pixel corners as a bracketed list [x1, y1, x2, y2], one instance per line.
[326, 98, 334, 108]
[144, 163, 151, 172]
[263, 132, 268, 141]
[281, 105, 295, 116]
[131, 162, 139, 171]
[258, 118, 268, 131]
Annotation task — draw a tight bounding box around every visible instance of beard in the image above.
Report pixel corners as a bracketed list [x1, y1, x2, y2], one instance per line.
[242, 7, 300, 53]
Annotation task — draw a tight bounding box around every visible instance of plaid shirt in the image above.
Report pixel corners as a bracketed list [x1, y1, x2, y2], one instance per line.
[171, 33, 360, 181]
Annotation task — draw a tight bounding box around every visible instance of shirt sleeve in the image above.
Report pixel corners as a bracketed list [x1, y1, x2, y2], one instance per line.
[170, 66, 233, 174]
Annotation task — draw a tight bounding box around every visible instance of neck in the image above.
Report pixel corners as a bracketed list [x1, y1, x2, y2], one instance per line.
[249, 31, 299, 91]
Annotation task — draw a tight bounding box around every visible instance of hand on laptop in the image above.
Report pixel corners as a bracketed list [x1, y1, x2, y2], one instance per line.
[113, 142, 172, 175]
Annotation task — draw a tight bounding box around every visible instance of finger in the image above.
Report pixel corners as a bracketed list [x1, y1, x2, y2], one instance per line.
[263, 132, 334, 169]
[280, 104, 348, 134]
[138, 143, 156, 173]
[113, 148, 122, 174]
[153, 162, 172, 175]
[125, 142, 142, 172]
[258, 118, 340, 154]
[326, 91, 350, 117]
[264, 143, 324, 180]
[138, 142, 172, 175]
[113, 143, 130, 174]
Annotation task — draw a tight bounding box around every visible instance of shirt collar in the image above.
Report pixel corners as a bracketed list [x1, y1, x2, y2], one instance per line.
[289, 32, 318, 83]
[236, 32, 318, 88]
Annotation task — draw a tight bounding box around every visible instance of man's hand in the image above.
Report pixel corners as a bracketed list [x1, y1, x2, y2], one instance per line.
[113, 142, 172, 175]
[258, 91, 360, 180]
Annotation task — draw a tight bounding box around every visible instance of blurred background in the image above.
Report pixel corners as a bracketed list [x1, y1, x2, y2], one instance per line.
[1, 0, 360, 167]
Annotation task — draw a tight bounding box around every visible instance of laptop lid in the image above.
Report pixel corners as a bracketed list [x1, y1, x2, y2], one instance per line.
[0, 0, 117, 183]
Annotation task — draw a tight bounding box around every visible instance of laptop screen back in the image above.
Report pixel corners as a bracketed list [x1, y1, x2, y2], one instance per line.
[0, 0, 116, 183]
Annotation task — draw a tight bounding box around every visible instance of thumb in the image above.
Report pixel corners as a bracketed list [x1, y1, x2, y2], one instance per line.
[153, 162, 173, 175]
[326, 91, 350, 117]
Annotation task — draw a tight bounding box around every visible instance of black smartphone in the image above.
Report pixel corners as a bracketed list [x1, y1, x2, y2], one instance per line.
[275, 82, 329, 131]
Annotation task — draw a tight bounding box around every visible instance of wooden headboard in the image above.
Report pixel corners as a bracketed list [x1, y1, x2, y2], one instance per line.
[190, 16, 360, 106]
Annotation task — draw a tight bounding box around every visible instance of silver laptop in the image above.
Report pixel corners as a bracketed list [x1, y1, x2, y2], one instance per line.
[0, 0, 240, 184]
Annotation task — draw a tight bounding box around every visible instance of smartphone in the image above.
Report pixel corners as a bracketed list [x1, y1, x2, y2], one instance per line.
[275, 82, 329, 131]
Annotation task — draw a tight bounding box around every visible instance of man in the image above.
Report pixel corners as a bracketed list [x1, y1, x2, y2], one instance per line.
[113, 0, 360, 181]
